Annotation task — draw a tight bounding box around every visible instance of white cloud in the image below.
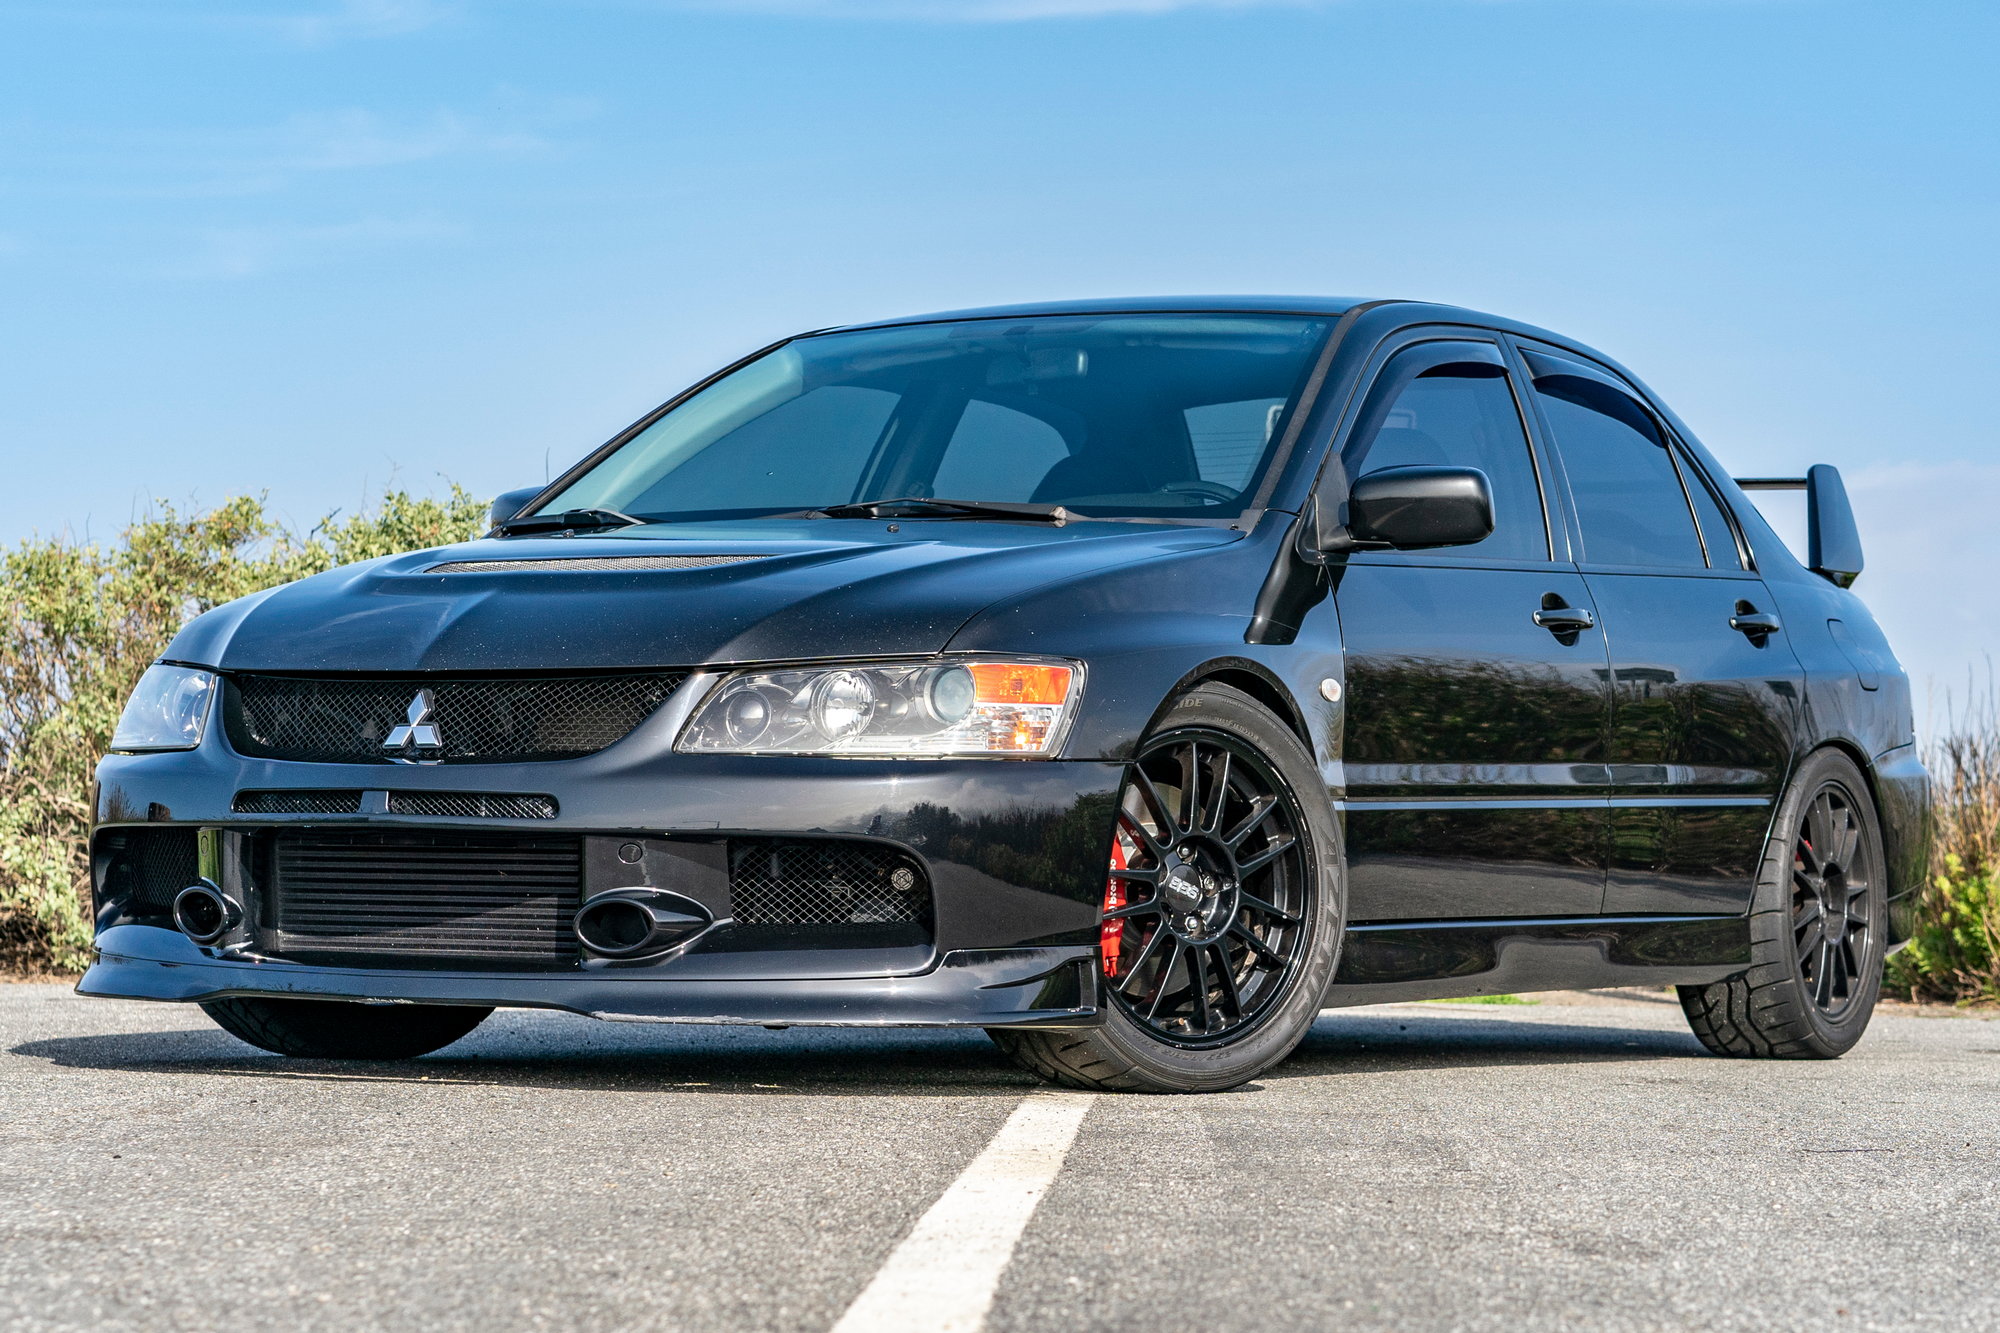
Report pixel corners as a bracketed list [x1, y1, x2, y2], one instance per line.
[160, 216, 458, 279]
[6, 106, 568, 201]
[263, 0, 462, 44]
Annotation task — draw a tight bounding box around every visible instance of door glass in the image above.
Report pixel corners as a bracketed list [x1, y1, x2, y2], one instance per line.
[1346, 369, 1550, 563]
[1678, 450, 1745, 570]
[1535, 378, 1706, 569]
[929, 399, 1070, 502]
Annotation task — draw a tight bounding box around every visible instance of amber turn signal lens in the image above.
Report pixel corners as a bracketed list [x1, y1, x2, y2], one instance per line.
[969, 663, 1073, 706]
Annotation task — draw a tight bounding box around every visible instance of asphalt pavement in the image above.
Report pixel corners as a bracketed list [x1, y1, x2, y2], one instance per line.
[2, 983, 1995, 1332]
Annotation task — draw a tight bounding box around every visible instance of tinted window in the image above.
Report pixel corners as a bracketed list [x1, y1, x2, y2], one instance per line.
[1186, 398, 1284, 491]
[1679, 450, 1744, 570]
[1346, 368, 1549, 563]
[930, 400, 1070, 502]
[542, 314, 1331, 522]
[1535, 378, 1705, 569]
[618, 385, 897, 515]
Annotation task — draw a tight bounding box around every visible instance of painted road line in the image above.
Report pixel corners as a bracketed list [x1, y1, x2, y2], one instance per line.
[830, 1090, 1096, 1333]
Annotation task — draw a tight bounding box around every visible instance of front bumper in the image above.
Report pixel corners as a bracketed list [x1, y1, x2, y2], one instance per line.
[80, 925, 1101, 1028]
[84, 732, 1125, 1028]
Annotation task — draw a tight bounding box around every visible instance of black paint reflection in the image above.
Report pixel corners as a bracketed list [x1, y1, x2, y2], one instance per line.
[1336, 562, 1611, 921]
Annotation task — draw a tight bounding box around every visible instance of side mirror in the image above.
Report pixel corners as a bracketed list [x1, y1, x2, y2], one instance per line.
[1806, 463, 1863, 588]
[1346, 465, 1494, 550]
[488, 486, 546, 531]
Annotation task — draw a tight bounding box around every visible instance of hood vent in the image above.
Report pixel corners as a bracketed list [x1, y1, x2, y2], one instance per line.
[426, 554, 768, 574]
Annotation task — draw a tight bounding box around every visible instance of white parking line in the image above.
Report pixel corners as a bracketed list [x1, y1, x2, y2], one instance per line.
[830, 1090, 1095, 1333]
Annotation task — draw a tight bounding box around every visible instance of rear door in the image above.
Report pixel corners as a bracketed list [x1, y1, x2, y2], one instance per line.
[1516, 342, 1802, 916]
[1334, 335, 1612, 922]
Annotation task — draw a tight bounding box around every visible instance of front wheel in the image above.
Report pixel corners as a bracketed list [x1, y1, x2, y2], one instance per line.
[201, 996, 492, 1059]
[992, 684, 1343, 1093]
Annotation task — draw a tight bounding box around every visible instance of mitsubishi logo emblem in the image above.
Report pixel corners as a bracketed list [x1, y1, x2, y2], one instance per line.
[383, 689, 444, 761]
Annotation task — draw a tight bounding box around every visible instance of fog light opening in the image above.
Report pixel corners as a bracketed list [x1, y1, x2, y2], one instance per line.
[172, 883, 239, 945]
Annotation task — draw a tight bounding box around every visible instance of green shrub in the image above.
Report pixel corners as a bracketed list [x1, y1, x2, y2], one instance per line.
[0, 488, 488, 974]
[1888, 687, 2000, 1004]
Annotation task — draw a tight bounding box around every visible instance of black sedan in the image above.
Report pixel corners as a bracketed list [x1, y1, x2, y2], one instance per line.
[82, 297, 1928, 1093]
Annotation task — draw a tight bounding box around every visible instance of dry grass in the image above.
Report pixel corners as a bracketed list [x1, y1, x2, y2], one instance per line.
[1887, 676, 2000, 1004]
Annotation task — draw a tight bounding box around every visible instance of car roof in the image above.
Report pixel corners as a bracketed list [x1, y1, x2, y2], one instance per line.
[825, 295, 1374, 330]
[822, 296, 1595, 358]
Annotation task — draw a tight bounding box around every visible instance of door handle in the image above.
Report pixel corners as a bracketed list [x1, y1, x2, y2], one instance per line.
[1533, 605, 1596, 634]
[1730, 607, 1782, 638]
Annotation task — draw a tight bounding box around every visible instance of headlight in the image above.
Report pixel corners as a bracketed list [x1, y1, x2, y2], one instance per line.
[679, 661, 1079, 756]
[110, 665, 218, 753]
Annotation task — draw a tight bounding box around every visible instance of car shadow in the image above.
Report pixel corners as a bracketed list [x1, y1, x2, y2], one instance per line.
[11, 1002, 1708, 1095]
[1278, 1007, 1708, 1079]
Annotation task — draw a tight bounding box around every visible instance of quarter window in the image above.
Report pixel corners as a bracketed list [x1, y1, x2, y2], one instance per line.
[1346, 367, 1550, 563]
[1534, 378, 1706, 569]
[1679, 450, 1745, 570]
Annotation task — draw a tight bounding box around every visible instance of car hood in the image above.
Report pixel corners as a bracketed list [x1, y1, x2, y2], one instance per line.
[166, 519, 1244, 673]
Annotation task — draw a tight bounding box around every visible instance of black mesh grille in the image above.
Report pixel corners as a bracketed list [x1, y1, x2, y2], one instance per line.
[728, 839, 930, 926]
[386, 791, 558, 820]
[96, 828, 200, 913]
[268, 829, 582, 966]
[225, 672, 687, 765]
[233, 790, 364, 815]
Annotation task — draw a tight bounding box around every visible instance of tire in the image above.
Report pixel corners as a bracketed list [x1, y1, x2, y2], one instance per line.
[1677, 749, 1887, 1059]
[201, 996, 492, 1059]
[990, 683, 1343, 1093]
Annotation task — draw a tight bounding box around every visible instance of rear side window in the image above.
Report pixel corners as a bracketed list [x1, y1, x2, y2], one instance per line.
[1679, 451, 1745, 569]
[1534, 378, 1705, 569]
[1347, 369, 1550, 563]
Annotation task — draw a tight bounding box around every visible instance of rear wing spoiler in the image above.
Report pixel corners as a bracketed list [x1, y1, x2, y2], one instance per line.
[1732, 463, 1863, 588]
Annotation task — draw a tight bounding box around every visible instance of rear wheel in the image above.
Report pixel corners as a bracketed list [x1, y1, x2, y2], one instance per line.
[201, 996, 492, 1059]
[1678, 749, 1886, 1059]
[991, 684, 1342, 1093]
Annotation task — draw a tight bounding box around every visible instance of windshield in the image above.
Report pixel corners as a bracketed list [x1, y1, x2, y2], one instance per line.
[536, 313, 1333, 522]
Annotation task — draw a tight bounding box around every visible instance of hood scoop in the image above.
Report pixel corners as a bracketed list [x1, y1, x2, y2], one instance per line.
[426, 553, 770, 574]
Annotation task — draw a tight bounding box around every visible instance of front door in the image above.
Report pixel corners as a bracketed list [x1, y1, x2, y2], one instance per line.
[1334, 337, 1612, 922]
[1519, 343, 1801, 915]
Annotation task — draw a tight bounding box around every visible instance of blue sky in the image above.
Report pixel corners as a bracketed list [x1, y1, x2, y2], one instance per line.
[4, 0, 1996, 703]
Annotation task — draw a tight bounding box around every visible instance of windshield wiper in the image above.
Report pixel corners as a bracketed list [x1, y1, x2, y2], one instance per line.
[492, 508, 645, 537]
[811, 497, 1071, 524]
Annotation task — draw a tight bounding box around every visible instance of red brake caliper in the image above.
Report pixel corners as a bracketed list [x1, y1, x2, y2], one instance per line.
[1102, 820, 1133, 978]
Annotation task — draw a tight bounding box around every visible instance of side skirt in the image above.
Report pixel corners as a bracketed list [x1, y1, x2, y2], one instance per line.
[1321, 914, 1751, 1008]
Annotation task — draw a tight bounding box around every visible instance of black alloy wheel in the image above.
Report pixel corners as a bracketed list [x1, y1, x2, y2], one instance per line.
[991, 683, 1343, 1093]
[1790, 783, 1878, 1019]
[1679, 748, 1887, 1059]
[1100, 729, 1312, 1046]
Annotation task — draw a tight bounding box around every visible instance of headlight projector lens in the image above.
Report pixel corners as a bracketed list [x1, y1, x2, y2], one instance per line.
[926, 666, 976, 725]
[808, 670, 877, 741]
